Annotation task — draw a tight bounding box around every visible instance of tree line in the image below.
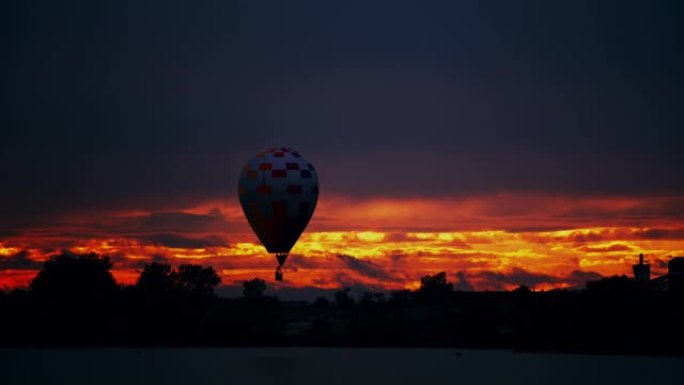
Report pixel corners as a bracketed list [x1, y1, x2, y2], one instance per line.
[1, 252, 683, 353]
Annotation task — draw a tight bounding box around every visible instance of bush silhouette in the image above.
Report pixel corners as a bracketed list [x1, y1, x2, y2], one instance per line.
[513, 285, 531, 293]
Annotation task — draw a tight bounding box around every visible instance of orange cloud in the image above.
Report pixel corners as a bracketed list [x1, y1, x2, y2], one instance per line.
[2, 194, 684, 291]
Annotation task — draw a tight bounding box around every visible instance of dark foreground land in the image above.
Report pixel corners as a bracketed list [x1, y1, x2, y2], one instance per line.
[3, 288, 683, 353]
[1, 254, 683, 354]
[2, 348, 684, 385]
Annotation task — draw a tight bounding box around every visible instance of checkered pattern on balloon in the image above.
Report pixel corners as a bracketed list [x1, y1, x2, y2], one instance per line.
[238, 148, 318, 281]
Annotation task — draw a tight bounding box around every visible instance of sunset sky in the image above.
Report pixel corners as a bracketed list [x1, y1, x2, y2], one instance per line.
[2, 1, 683, 296]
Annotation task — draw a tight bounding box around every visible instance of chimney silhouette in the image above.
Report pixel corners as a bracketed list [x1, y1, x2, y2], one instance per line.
[633, 253, 650, 283]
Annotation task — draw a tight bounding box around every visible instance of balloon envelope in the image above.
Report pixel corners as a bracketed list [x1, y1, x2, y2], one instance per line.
[238, 147, 318, 262]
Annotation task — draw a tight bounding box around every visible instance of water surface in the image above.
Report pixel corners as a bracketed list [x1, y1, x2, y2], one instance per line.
[2, 348, 681, 385]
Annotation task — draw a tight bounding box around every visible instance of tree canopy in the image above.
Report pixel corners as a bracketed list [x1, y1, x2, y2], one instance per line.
[137, 262, 221, 296]
[29, 253, 117, 300]
[242, 278, 267, 298]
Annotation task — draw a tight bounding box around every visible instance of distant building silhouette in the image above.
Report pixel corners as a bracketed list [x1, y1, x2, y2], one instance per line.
[668, 257, 684, 293]
[632, 253, 650, 283]
[650, 256, 684, 292]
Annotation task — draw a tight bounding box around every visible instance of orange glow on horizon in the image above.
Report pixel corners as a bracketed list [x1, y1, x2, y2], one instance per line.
[2, 194, 684, 292]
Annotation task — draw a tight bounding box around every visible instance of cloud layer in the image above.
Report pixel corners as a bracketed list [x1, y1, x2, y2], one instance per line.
[2, 194, 683, 292]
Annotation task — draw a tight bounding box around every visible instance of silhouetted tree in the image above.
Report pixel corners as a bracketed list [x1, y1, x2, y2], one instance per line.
[335, 287, 354, 308]
[242, 278, 267, 298]
[137, 262, 177, 295]
[359, 291, 385, 308]
[137, 262, 221, 297]
[418, 271, 453, 301]
[389, 289, 412, 305]
[176, 264, 221, 296]
[312, 296, 330, 309]
[29, 253, 117, 300]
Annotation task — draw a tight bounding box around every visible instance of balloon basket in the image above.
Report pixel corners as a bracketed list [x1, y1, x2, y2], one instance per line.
[275, 266, 283, 281]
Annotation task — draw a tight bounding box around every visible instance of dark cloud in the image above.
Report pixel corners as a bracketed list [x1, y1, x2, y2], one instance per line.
[150, 254, 171, 264]
[383, 233, 411, 243]
[566, 270, 603, 287]
[0, 251, 43, 270]
[633, 228, 684, 240]
[557, 197, 684, 224]
[288, 254, 332, 270]
[103, 251, 144, 269]
[1, 0, 683, 225]
[389, 254, 408, 266]
[566, 231, 609, 244]
[478, 268, 559, 290]
[0, 210, 235, 250]
[116, 212, 229, 234]
[470, 268, 603, 290]
[452, 271, 475, 291]
[325, 275, 388, 296]
[505, 225, 574, 234]
[550, 227, 684, 244]
[0, 230, 21, 240]
[577, 244, 634, 253]
[335, 254, 400, 283]
[134, 233, 228, 249]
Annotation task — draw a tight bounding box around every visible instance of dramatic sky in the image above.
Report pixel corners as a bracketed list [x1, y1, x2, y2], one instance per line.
[2, 1, 683, 296]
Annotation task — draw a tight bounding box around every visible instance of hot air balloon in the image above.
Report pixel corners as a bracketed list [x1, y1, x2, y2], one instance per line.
[238, 147, 318, 281]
